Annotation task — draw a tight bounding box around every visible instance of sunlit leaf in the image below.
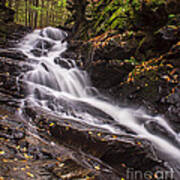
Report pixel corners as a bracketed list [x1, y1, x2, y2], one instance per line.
[94, 165, 100, 170]
[26, 172, 34, 178]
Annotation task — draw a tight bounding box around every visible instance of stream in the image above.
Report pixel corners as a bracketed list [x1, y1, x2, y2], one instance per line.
[17, 27, 180, 178]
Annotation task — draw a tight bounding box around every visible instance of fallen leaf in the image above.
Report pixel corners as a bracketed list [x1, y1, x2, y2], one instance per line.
[49, 123, 55, 127]
[26, 172, 34, 178]
[94, 165, 100, 170]
[88, 131, 93, 135]
[112, 135, 117, 139]
[0, 151, 5, 155]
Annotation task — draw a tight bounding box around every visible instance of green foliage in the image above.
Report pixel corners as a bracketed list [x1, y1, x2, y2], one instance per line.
[87, 0, 140, 35]
[125, 56, 139, 65]
[91, 0, 168, 35]
[31, 5, 42, 11]
[79, 0, 167, 38]
[5, 0, 69, 28]
[168, 14, 176, 19]
[58, 0, 67, 8]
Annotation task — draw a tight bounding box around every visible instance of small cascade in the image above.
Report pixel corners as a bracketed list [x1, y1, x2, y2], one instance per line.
[18, 27, 91, 98]
[18, 27, 180, 177]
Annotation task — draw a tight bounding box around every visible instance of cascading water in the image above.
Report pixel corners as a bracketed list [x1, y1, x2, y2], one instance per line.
[18, 27, 180, 177]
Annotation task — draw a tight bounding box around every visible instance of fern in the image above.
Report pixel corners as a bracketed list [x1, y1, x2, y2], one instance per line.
[66, 0, 166, 38]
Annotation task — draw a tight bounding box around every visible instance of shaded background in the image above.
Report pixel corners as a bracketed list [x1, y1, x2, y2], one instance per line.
[3, 0, 68, 28]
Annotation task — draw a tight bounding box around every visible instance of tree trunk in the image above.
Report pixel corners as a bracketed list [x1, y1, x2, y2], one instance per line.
[15, 0, 20, 22]
[30, 0, 34, 28]
[40, 0, 44, 27]
[25, 0, 28, 26]
[34, 0, 39, 28]
[46, 0, 49, 26]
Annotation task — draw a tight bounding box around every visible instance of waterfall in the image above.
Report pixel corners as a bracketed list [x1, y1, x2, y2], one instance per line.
[18, 27, 180, 176]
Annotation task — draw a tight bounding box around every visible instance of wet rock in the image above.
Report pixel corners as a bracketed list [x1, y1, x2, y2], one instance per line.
[41, 27, 67, 41]
[0, 49, 27, 60]
[161, 87, 180, 130]
[90, 60, 134, 91]
[54, 57, 74, 69]
[61, 40, 84, 65]
[0, 103, 122, 180]
[22, 104, 171, 179]
[0, 19, 31, 48]
[158, 25, 180, 41]
[145, 120, 180, 148]
[30, 48, 47, 57]
[34, 39, 55, 50]
[61, 50, 78, 60]
[24, 90, 114, 125]
[0, 53, 33, 99]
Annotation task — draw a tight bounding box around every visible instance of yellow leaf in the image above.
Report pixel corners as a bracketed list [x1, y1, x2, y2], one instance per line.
[20, 160, 27, 163]
[94, 165, 100, 170]
[49, 123, 54, 127]
[154, 173, 159, 179]
[112, 135, 117, 139]
[0, 151, 5, 155]
[85, 176, 91, 180]
[59, 163, 65, 168]
[2, 115, 8, 119]
[24, 153, 33, 159]
[22, 147, 27, 152]
[2, 159, 8, 162]
[176, 41, 180, 46]
[137, 142, 141, 145]
[57, 157, 62, 162]
[26, 172, 34, 178]
[6, 72, 9, 76]
[166, 64, 173, 68]
[88, 131, 93, 135]
[16, 145, 20, 150]
[163, 75, 170, 82]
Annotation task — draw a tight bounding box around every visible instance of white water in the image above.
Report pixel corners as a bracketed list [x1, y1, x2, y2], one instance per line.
[18, 27, 180, 175]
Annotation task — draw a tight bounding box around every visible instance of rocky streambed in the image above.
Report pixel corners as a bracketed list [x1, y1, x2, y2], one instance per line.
[0, 22, 179, 180]
[0, 49, 171, 180]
